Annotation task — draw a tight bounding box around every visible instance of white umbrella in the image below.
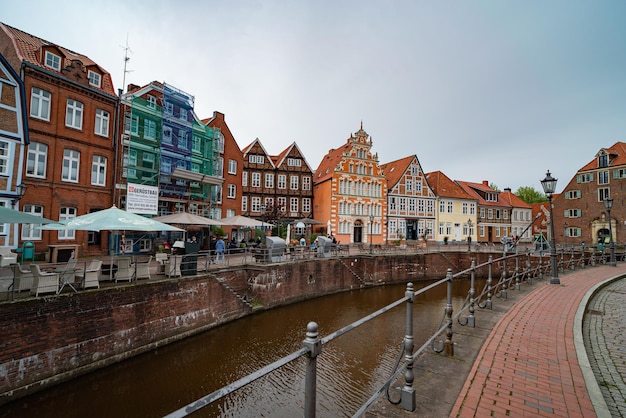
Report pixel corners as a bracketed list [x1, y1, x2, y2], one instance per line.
[0, 205, 55, 224]
[152, 212, 223, 226]
[39, 205, 184, 232]
[220, 215, 272, 228]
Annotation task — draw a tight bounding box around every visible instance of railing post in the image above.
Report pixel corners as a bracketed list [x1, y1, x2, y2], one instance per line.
[500, 254, 508, 299]
[539, 251, 544, 280]
[303, 322, 321, 418]
[514, 250, 521, 290]
[445, 269, 454, 357]
[526, 249, 532, 285]
[401, 283, 416, 412]
[465, 261, 476, 327]
[485, 256, 493, 309]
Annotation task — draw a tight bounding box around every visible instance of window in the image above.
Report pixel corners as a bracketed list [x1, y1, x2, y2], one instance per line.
[44, 51, 61, 71]
[287, 158, 301, 166]
[302, 198, 311, 213]
[278, 175, 287, 189]
[577, 173, 593, 183]
[65, 99, 83, 129]
[0, 141, 8, 175]
[480, 208, 485, 219]
[242, 171, 248, 187]
[88, 70, 101, 88]
[228, 159, 237, 175]
[488, 209, 493, 219]
[302, 176, 311, 191]
[62, 149, 80, 182]
[598, 153, 608, 168]
[447, 201, 453, 213]
[147, 95, 157, 109]
[462, 202, 468, 215]
[30, 88, 51, 120]
[251, 172, 261, 187]
[598, 171, 609, 185]
[598, 188, 610, 201]
[564, 209, 581, 218]
[290, 197, 298, 213]
[290, 175, 299, 190]
[144, 119, 156, 140]
[241, 196, 248, 212]
[91, 155, 107, 186]
[406, 180, 412, 192]
[227, 184, 236, 199]
[265, 173, 274, 188]
[470, 203, 476, 215]
[26, 142, 48, 178]
[180, 108, 188, 122]
[95, 109, 110, 137]
[162, 126, 172, 144]
[248, 154, 264, 164]
[251, 197, 261, 212]
[566, 190, 581, 199]
[164, 102, 173, 115]
[415, 180, 422, 193]
[439, 200, 445, 213]
[58, 207, 76, 239]
[21, 205, 44, 240]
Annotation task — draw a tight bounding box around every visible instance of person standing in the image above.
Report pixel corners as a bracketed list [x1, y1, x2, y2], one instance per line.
[216, 237, 225, 264]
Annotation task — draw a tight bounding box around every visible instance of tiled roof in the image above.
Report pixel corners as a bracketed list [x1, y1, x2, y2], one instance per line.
[499, 190, 532, 209]
[314, 142, 350, 184]
[456, 180, 505, 207]
[426, 172, 475, 200]
[578, 141, 626, 172]
[0, 22, 116, 96]
[381, 155, 414, 189]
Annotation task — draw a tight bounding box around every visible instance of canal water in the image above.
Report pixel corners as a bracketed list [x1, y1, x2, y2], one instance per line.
[3, 278, 484, 418]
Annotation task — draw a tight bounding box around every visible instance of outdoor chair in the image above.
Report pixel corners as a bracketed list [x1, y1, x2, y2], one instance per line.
[56, 258, 77, 290]
[165, 255, 182, 278]
[0, 247, 18, 267]
[29, 264, 60, 296]
[75, 260, 102, 289]
[115, 257, 134, 282]
[12, 264, 34, 292]
[133, 256, 152, 280]
[155, 253, 168, 273]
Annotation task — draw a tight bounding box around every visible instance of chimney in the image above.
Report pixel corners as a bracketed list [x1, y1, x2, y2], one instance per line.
[213, 111, 225, 121]
[504, 187, 511, 192]
[482, 180, 489, 186]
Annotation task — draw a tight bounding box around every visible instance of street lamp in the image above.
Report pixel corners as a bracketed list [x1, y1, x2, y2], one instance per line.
[603, 198, 616, 266]
[467, 219, 473, 253]
[540, 170, 559, 285]
[369, 214, 374, 254]
[260, 205, 266, 244]
[11, 183, 27, 207]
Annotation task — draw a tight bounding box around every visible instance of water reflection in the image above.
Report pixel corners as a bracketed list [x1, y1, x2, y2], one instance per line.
[2, 279, 482, 418]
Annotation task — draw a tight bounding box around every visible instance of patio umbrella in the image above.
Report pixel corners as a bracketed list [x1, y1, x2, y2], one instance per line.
[39, 205, 184, 232]
[152, 212, 223, 226]
[220, 215, 272, 228]
[0, 205, 55, 224]
[290, 217, 324, 225]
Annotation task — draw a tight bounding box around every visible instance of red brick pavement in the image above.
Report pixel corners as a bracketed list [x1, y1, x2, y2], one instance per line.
[451, 264, 626, 418]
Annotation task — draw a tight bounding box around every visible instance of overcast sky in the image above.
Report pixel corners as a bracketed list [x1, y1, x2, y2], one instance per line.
[4, 1, 625, 193]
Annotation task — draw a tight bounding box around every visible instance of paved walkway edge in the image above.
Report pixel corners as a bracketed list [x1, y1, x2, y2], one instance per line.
[573, 273, 623, 418]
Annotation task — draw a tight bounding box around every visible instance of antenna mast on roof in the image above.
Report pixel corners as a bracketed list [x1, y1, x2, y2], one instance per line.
[120, 34, 133, 94]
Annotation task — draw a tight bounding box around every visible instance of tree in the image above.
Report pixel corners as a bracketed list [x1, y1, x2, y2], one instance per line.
[490, 183, 500, 191]
[515, 186, 548, 204]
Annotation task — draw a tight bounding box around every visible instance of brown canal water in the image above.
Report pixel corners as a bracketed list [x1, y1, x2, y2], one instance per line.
[2, 278, 486, 418]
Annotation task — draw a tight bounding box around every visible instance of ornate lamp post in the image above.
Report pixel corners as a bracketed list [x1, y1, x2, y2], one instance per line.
[369, 214, 374, 254]
[540, 170, 559, 285]
[467, 219, 473, 253]
[603, 198, 616, 266]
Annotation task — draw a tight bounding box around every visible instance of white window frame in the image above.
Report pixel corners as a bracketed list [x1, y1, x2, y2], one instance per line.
[91, 155, 107, 186]
[44, 51, 61, 71]
[95, 109, 110, 137]
[65, 99, 83, 130]
[58, 207, 77, 239]
[62, 149, 80, 183]
[227, 184, 236, 199]
[290, 197, 298, 213]
[265, 173, 274, 189]
[290, 175, 299, 190]
[30, 88, 51, 121]
[228, 159, 237, 175]
[251, 172, 261, 188]
[26, 142, 47, 178]
[21, 205, 44, 240]
[0, 141, 8, 175]
[88, 70, 101, 88]
[278, 175, 287, 189]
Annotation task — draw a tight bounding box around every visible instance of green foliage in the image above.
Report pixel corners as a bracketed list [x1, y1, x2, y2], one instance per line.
[490, 183, 500, 191]
[212, 226, 225, 238]
[515, 186, 548, 203]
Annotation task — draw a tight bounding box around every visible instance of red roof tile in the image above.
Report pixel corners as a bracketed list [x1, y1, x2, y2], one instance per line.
[578, 142, 626, 172]
[426, 171, 476, 200]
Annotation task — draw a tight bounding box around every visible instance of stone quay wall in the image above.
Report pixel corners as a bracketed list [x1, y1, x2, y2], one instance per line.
[0, 252, 506, 404]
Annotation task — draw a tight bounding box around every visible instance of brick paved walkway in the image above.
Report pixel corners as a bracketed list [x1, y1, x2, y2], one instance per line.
[451, 264, 626, 418]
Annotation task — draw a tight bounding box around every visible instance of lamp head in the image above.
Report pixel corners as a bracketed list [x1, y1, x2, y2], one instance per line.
[604, 197, 613, 210]
[540, 170, 557, 195]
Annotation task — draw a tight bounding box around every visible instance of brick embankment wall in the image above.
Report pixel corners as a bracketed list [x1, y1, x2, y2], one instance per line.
[0, 252, 503, 404]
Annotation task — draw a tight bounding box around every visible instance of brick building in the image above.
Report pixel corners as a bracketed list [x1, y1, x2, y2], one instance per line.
[0, 23, 118, 259]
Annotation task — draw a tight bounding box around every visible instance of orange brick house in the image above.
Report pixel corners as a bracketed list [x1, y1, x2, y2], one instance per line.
[313, 124, 386, 245]
[0, 23, 118, 259]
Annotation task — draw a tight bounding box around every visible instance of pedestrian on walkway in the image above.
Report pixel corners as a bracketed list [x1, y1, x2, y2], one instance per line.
[215, 237, 225, 264]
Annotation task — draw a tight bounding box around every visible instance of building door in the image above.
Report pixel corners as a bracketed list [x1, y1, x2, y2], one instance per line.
[354, 221, 363, 243]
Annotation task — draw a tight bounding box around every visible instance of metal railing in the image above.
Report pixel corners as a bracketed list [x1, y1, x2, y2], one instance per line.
[163, 245, 613, 417]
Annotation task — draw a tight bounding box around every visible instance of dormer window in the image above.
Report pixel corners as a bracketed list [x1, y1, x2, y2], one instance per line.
[598, 153, 608, 168]
[88, 70, 101, 88]
[147, 95, 157, 109]
[44, 51, 61, 71]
